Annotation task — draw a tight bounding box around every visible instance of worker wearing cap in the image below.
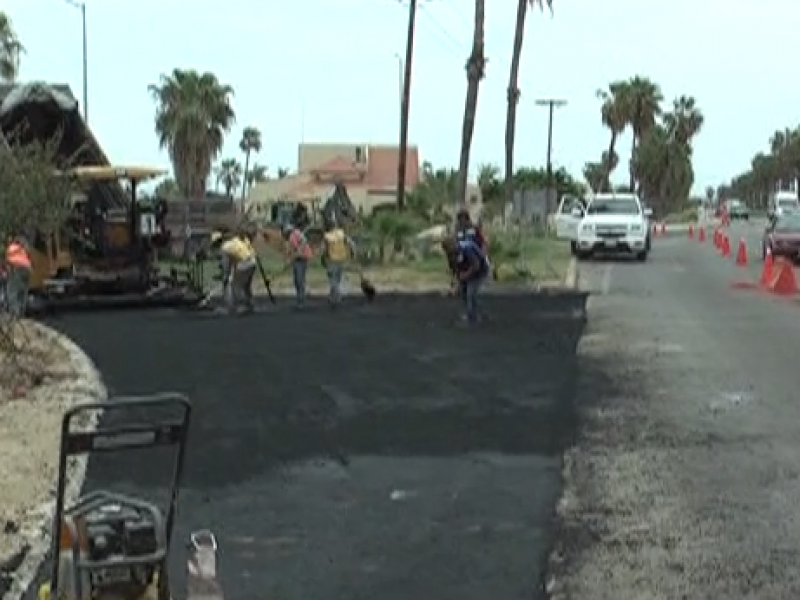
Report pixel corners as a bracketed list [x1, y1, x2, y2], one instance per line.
[443, 234, 490, 324]
[283, 223, 312, 307]
[321, 219, 356, 307]
[456, 208, 487, 250]
[219, 229, 257, 315]
[4, 234, 32, 317]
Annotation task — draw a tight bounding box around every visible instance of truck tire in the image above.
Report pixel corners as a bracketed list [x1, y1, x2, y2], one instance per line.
[570, 241, 577, 255]
[636, 251, 648, 262]
[576, 251, 591, 261]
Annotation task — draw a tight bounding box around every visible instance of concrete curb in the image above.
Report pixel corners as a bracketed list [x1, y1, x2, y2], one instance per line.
[1, 321, 107, 600]
[564, 257, 578, 289]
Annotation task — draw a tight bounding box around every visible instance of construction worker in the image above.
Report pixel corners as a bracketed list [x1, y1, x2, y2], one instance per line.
[321, 219, 356, 307]
[219, 229, 257, 315]
[443, 235, 490, 324]
[4, 234, 32, 317]
[283, 222, 312, 307]
[455, 208, 487, 250]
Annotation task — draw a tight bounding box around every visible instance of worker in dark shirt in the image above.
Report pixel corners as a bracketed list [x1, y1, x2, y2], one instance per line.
[443, 235, 490, 324]
[455, 208, 487, 249]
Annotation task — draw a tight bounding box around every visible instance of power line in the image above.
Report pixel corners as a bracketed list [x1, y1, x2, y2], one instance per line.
[442, 0, 472, 31]
[418, 4, 465, 52]
[395, 0, 464, 58]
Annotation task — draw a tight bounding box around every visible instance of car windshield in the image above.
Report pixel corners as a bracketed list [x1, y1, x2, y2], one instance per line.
[777, 199, 799, 209]
[587, 199, 640, 215]
[775, 216, 800, 232]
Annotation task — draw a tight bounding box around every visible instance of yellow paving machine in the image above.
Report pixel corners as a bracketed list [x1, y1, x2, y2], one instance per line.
[28, 166, 205, 313]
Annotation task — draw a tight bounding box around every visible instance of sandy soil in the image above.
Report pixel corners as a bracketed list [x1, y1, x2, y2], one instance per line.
[0, 318, 104, 584]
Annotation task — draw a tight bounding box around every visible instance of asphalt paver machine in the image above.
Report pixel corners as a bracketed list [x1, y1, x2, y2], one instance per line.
[38, 394, 223, 600]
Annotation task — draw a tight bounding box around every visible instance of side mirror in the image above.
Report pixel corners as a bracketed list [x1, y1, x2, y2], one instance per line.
[643, 207, 653, 217]
[570, 207, 583, 218]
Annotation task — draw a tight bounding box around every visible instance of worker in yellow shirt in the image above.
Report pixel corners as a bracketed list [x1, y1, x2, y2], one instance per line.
[220, 228, 257, 315]
[321, 220, 356, 307]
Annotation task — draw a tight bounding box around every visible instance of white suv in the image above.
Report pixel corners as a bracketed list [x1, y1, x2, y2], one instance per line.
[573, 193, 652, 261]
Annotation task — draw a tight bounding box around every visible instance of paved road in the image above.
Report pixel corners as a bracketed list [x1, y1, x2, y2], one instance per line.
[34, 292, 587, 600]
[551, 234, 800, 598]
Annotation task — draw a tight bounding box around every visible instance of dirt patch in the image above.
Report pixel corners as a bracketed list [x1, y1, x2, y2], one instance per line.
[0, 319, 105, 599]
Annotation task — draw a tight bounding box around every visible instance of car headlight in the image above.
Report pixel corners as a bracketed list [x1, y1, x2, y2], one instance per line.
[581, 223, 594, 232]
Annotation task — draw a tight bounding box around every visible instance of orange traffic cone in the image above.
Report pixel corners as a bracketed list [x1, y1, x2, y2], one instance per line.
[688, 224, 694, 238]
[769, 258, 799, 295]
[722, 235, 731, 256]
[660, 222, 666, 235]
[714, 229, 721, 248]
[735, 238, 748, 266]
[699, 227, 706, 242]
[760, 246, 774, 286]
[652, 223, 658, 237]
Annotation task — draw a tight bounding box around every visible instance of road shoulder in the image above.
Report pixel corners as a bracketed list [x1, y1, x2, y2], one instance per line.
[0, 320, 106, 600]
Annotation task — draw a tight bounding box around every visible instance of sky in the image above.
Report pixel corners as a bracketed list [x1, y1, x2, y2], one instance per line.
[3, 0, 798, 194]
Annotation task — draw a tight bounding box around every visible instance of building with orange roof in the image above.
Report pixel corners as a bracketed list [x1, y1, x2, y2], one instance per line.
[246, 142, 422, 215]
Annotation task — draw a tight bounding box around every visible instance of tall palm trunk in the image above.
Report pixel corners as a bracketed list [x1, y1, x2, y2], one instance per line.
[504, 0, 528, 216]
[628, 134, 637, 192]
[455, 0, 485, 213]
[241, 149, 251, 201]
[603, 132, 617, 192]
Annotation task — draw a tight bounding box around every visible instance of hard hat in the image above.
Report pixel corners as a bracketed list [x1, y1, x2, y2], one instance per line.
[210, 231, 223, 243]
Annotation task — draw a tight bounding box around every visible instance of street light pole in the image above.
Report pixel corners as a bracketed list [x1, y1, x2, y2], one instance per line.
[534, 98, 567, 278]
[63, 0, 88, 124]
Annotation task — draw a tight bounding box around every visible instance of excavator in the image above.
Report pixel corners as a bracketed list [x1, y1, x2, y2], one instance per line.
[37, 394, 224, 600]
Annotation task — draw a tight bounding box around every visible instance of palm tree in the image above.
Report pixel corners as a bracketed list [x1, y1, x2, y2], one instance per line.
[455, 0, 486, 212]
[149, 69, 235, 199]
[597, 81, 630, 192]
[504, 0, 552, 209]
[239, 125, 262, 200]
[0, 12, 23, 82]
[277, 167, 290, 179]
[664, 95, 703, 147]
[246, 163, 268, 189]
[770, 128, 794, 190]
[625, 76, 663, 191]
[216, 158, 242, 198]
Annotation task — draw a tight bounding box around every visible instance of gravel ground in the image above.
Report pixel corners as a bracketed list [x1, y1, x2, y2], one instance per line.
[550, 236, 800, 598]
[33, 290, 587, 600]
[0, 320, 105, 599]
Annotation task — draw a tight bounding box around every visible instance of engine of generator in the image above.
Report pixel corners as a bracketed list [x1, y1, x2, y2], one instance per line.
[57, 491, 168, 600]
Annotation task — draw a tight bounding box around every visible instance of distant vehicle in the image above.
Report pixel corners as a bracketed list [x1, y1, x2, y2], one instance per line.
[572, 193, 652, 262]
[762, 213, 800, 260]
[724, 199, 749, 220]
[769, 191, 800, 218]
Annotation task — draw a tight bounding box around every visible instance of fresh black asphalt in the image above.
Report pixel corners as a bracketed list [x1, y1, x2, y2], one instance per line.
[35, 291, 587, 600]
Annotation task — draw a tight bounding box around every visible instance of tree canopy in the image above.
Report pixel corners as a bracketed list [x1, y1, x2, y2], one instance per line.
[719, 128, 800, 207]
[587, 76, 703, 213]
[149, 69, 236, 199]
[0, 11, 23, 82]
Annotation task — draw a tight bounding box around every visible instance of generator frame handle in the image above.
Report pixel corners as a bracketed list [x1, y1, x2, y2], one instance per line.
[49, 393, 192, 597]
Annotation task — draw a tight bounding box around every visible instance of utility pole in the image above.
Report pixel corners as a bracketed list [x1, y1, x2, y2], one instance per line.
[393, 53, 403, 124]
[64, 0, 88, 124]
[534, 98, 567, 277]
[396, 0, 418, 211]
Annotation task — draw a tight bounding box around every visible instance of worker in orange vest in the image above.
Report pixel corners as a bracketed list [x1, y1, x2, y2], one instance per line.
[4, 234, 32, 317]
